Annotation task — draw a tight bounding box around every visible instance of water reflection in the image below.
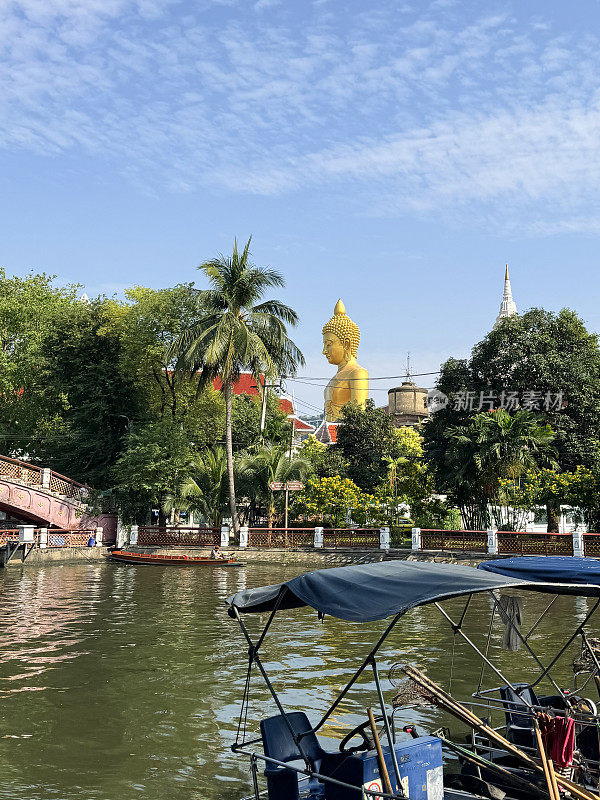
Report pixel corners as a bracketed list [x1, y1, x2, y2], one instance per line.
[0, 561, 597, 800]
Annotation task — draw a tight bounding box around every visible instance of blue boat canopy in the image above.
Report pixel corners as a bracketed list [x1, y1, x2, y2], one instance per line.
[226, 560, 566, 622]
[479, 556, 600, 587]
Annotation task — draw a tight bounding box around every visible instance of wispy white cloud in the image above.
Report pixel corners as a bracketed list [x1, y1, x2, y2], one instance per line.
[1, 1, 600, 234]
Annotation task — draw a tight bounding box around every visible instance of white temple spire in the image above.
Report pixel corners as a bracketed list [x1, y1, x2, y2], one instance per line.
[494, 264, 518, 328]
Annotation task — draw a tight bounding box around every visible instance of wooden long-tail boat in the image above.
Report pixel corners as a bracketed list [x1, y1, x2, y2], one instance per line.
[107, 549, 242, 566]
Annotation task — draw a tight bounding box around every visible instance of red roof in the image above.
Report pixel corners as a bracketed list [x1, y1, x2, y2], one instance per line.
[289, 415, 315, 432]
[211, 374, 302, 419]
[212, 373, 261, 397]
[278, 397, 294, 414]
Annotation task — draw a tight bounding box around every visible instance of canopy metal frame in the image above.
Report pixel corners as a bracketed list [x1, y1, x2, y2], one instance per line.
[230, 582, 600, 800]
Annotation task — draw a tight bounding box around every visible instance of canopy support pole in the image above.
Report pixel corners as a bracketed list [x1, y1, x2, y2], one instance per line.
[487, 591, 567, 701]
[312, 611, 406, 734]
[524, 595, 558, 642]
[531, 597, 600, 691]
[477, 603, 496, 694]
[232, 600, 313, 771]
[434, 602, 534, 709]
[371, 655, 403, 795]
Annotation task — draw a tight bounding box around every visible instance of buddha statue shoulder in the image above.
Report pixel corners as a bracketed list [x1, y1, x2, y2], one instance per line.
[322, 299, 369, 422]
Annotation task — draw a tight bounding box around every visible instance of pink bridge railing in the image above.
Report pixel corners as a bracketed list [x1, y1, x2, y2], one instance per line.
[0, 455, 88, 503]
[0, 528, 97, 549]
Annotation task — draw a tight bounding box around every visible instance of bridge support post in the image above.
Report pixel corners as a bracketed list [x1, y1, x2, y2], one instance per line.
[39, 528, 48, 549]
[18, 525, 35, 544]
[95, 527, 103, 547]
[41, 468, 51, 489]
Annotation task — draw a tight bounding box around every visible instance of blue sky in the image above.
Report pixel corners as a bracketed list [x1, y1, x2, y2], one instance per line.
[2, 0, 600, 415]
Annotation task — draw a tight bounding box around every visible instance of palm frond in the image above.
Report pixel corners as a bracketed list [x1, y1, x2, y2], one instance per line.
[252, 300, 298, 325]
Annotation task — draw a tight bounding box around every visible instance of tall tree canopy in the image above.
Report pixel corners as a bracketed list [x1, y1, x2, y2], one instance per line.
[426, 308, 600, 474]
[335, 399, 403, 492]
[425, 308, 600, 529]
[0, 269, 79, 457]
[169, 237, 304, 533]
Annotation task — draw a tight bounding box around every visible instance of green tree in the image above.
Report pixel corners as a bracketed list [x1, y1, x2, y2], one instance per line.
[169, 237, 304, 533]
[0, 269, 79, 457]
[35, 297, 142, 488]
[165, 446, 230, 527]
[231, 393, 290, 452]
[111, 418, 195, 524]
[439, 409, 556, 529]
[427, 309, 600, 473]
[370, 426, 453, 531]
[425, 308, 600, 529]
[118, 284, 204, 421]
[501, 465, 600, 532]
[335, 399, 403, 491]
[298, 435, 349, 479]
[238, 445, 310, 527]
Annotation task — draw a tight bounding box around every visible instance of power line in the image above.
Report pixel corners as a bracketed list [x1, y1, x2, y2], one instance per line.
[289, 378, 400, 391]
[286, 370, 442, 383]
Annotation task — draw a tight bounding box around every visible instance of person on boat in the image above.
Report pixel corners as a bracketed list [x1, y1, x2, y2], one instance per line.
[210, 544, 224, 559]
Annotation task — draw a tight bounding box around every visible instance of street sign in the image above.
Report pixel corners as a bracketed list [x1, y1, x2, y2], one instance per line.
[269, 481, 304, 491]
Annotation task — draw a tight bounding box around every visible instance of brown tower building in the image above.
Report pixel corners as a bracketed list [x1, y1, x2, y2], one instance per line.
[386, 381, 429, 427]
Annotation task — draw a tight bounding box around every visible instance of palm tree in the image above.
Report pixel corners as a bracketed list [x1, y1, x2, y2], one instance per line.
[164, 447, 230, 528]
[443, 409, 557, 529]
[238, 445, 311, 527]
[168, 238, 304, 534]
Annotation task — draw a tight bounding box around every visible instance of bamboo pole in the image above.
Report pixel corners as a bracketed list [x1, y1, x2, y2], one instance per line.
[368, 708, 394, 798]
[401, 665, 596, 800]
[547, 759, 561, 800]
[534, 719, 559, 800]
[438, 732, 548, 798]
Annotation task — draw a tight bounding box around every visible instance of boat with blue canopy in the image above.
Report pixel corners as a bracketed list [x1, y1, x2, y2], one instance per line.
[479, 555, 600, 585]
[226, 559, 600, 800]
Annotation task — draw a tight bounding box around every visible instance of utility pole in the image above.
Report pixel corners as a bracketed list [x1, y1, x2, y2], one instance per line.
[259, 376, 283, 447]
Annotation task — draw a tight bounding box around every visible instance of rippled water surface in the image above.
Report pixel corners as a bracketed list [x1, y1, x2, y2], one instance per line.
[0, 560, 597, 800]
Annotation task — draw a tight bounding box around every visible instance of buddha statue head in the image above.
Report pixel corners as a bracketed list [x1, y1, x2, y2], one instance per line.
[322, 299, 361, 366]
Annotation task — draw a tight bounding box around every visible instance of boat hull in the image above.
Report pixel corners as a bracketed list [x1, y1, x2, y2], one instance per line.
[106, 550, 242, 566]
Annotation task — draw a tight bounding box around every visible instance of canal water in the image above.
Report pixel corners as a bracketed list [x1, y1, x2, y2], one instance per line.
[0, 560, 596, 800]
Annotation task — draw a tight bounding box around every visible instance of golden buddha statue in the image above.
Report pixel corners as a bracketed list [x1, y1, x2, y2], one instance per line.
[322, 299, 369, 421]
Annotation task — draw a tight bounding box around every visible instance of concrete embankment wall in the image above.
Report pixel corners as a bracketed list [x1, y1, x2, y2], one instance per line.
[134, 546, 490, 566]
[3, 545, 491, 568]
[4, 546, 111, 567]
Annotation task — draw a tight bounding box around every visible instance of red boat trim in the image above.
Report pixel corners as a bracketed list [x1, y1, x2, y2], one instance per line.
[107, 550, 238, 565]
